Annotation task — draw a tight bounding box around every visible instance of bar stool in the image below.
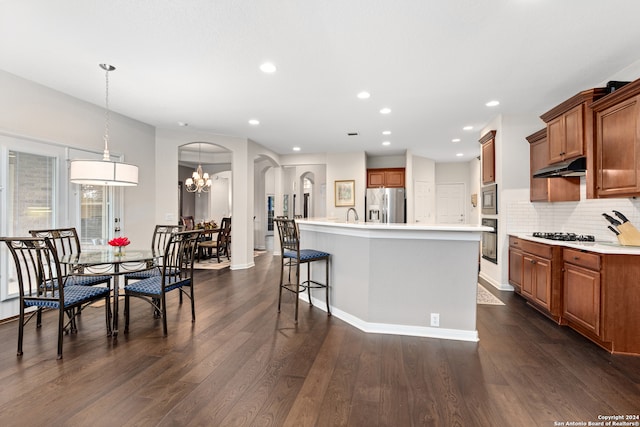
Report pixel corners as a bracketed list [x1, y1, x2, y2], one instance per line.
[274, 218, 331, 323]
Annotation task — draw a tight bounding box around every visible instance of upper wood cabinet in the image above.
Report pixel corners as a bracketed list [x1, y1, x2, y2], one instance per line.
[479, 130, 496, 184]
[540, 88, 606, 164]
[366, 168, 405, 188]
[591, 79, 640, 198]
[527, 128, 580, 202]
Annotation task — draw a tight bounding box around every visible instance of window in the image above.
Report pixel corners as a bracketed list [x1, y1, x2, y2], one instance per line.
[2, 150, 56, 298]
[79, 185, 109, 246]
[1, 139, 123, 302]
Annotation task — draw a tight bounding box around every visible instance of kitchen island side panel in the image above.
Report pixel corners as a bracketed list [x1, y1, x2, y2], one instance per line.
[298, 220, 483, 340]
[367, 238, 478, 330]
[301, 231, 372, 322]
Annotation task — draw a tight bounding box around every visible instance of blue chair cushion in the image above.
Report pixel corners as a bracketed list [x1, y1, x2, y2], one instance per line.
[284, 249, 330, 261]
[66, 275, 111, 286]
[24, 285, 110, 310]
[42, 275, 111, 289]
[124, 267, 179, 280]
[124, 275, 190, 296]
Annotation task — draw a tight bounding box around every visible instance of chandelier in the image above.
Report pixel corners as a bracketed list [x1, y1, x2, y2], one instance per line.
[69, 64, 138, 186]
[184, 144, 212, 193]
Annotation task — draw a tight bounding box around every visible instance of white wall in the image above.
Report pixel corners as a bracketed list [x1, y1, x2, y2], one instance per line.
[468, 157, 481, 225]
[325, 152, 366, 220]
[155, 128, 266, 269]
[210, 171, 232, 222]
[0, 70, 156, 319]
[0, 70, 156, 243]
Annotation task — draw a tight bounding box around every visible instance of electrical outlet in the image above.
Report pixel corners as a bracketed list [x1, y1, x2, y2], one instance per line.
[430, 313, 440, 327]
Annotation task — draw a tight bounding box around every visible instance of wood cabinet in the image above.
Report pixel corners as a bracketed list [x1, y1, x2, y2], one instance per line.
[479, 130, 496, 184]
[527, 129, 580, 202]
[563, 248, 602, 338]
[509, 237, 640, 355]
[540, 88, 606, 165]
[508, 236, 562, 321]
[366, 168, 405, 188]
[522, 253, 552, 311]
[508, 237, 523, 293]
[591, 79, 640, 198]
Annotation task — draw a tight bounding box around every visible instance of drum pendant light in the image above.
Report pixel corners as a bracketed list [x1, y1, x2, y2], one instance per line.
[69, 64, 138, 186]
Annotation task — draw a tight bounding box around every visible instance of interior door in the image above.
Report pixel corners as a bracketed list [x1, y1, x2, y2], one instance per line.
[436, 183, 466, 224]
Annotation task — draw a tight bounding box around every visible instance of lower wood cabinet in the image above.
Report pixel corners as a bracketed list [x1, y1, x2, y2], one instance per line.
[508, 236, 562, 322]
[523, 253, 552, 311]
[508, 239, 523, 293]
[563, 249, 601, 338]
[509, 235, 640, 355]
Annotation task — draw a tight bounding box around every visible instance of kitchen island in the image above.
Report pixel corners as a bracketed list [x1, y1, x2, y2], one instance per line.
[295, 219, 492, 342]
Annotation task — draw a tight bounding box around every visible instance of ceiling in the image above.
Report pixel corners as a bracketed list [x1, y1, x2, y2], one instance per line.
[3, 0, 640, 162]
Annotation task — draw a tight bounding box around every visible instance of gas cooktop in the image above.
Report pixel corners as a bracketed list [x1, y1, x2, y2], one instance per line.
[532, 232, 595, 242]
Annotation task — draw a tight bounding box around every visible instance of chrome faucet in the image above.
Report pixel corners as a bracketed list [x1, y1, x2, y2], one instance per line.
[346, 207, 359, 223]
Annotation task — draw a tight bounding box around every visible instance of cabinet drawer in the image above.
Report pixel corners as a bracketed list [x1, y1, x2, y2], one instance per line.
[509, 236, 522, 248]
[563, 248, 600, 270]
[519, 240, 552, 259]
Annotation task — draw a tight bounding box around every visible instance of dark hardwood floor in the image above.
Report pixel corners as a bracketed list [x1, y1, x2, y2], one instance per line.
[1, 252, 639, 426]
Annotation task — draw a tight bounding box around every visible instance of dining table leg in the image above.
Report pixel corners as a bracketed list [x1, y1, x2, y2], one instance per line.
[112, 264, 120, 339]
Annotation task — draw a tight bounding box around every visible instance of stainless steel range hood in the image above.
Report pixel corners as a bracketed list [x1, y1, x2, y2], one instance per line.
[533, 157, 586, 178]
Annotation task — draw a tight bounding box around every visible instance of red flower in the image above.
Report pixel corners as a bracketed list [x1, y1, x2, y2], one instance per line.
[108, 237, 130, 247]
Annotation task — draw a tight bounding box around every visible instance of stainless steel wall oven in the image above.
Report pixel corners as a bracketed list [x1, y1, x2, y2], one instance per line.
[481, 183, 498, 215]
[481, 218, 497, 264]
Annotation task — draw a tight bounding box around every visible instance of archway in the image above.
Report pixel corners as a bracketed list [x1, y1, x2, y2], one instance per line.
[178, 141, 232, 227]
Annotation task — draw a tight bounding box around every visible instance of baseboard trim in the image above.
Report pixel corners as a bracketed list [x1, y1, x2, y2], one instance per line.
[478, 272, 514, 291]
[300, 294, 479, 342]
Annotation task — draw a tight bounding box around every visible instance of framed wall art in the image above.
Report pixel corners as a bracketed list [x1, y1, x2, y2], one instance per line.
[334, 180, 355, 207]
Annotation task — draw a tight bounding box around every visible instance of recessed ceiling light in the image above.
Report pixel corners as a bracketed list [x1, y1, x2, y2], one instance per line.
[382, 141, 391, 146]
[357, 91, 371, 99]
[485, 100, 500, 107]
[456, 153, 464, 157]
[382, 130, 391, 135]
[452, 138, 461, 143]
[380, 108, 391, 114]
[463, 126, 473, 131]
[248, 119, 260, 125]
[293, 146, 301, 151]
[260, 62, 277, 73]
[177, 122, 188, 127]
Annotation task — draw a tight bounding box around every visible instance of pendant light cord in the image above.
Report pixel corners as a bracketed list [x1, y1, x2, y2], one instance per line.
[102, 65, 112, 161]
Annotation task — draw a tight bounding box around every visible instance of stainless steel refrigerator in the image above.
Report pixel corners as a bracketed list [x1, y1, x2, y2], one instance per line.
[365, 187, 406, 223]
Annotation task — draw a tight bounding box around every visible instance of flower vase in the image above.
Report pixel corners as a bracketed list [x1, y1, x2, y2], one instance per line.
[114, 246, 124, 256]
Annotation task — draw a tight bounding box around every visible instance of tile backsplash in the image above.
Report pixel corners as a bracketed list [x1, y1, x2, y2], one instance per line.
[504, 184, 640, 242]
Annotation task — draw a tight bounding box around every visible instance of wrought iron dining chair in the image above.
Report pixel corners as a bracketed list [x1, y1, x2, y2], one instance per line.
[123, 230, 201, 336]
[123, 225, 184, 286]
[274, 218, 331, 323]
[1, 237, 112, 359]
[181, 216, 195, 230]
[29, 228, 112, 287]
[197, 217, 231, 262]
[29, 227, 112, 323]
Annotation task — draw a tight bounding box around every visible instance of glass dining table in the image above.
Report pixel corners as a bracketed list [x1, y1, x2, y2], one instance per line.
[60, 249, 162, 338]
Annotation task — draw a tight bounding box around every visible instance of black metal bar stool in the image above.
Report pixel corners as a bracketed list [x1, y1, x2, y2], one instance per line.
[274, 218, 331, 323]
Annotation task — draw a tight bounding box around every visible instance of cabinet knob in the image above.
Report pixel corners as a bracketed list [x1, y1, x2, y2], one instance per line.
[573, 256, 580, 260]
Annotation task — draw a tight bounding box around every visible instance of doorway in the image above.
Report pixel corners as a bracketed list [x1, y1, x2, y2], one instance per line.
[436, 183, 466, 224]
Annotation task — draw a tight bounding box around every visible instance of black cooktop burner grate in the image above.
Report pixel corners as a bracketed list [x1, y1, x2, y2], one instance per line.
[532, 232, 595, 242]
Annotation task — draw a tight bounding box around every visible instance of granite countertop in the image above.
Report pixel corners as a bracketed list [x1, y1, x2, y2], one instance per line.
[511, 233, 640, 255]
